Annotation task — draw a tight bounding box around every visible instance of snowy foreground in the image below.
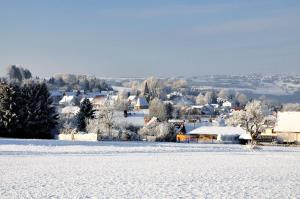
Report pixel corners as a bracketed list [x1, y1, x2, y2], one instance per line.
[0, 139, 299, 199]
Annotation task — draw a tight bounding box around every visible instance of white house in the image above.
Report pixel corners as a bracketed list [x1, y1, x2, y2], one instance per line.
[59, 95, 78, 106]
[274, 112, 300, 144]
[222, 101, 232, 108]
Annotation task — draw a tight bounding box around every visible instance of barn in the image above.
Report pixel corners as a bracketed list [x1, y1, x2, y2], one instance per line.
[274, 112, 300, 144]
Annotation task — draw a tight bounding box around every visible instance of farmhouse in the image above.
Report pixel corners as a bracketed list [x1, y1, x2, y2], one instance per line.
[187, 126, 247, 144]
[274, 112, 300, 144]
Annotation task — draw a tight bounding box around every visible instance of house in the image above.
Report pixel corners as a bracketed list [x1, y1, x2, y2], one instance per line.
[274, 112, 300, 144]
[59, 94, 79, 106]
[134, 97, 149, 110]
[50, 91, 63, 105]
[222, 101, 232, 108]
[187, 126, 247, 144]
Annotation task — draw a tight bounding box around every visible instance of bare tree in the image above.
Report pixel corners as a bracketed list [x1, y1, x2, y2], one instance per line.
[196, 93, 207, 105]
[98, 100, 115, 139]
[235, 92, 248, 107]
[218, 89, 230, 100]
[149, 98, 168, 121]
[227, 100, 265, 145]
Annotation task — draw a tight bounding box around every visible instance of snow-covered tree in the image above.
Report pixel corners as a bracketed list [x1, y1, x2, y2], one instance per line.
[0, 82, 58, 138]
[218, 89, 230, 100]
[75, 98, 95, 132]
[235, 92, 248, 107]
[282, 103, 300, 112]
[142, 77, 163, 100]
[196, 93, 207, 105]
[0, 83, 21, 136]
[21, 83, 59, 138]
[204, 91, 216, 104]
[98, 100, 115, 139]
[138, 122, 175, 142]
[149, 98, 172, 121]
[227, 100, 265, 144]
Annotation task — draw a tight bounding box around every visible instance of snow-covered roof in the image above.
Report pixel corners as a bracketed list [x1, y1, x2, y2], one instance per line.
[59, 95, 76, 105]
[112, 86, 132, 93]
[274, 112, 300, 133]
[188, 126, 246, 135]
[64, 92, 77, 96]
[80, 98, 94, 103]
[50, 91, 63, 97]
[222, 101, 232, 107]
[135, 97, 149, 107]
[61, 106, 80, 115]
[239, 133, 252, 140]
[191, 105, 204, 109]
[84, 92, 105, 98]
[128, 95, 137, 101]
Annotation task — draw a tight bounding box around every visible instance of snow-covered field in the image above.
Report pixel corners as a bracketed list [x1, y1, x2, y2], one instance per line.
[0, 139, 299, 199]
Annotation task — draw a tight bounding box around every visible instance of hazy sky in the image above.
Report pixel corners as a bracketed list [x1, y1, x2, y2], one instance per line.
[0, 0, 300, 77]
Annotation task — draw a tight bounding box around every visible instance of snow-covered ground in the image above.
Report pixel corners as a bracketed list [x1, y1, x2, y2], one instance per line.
[0, 139, 299, 199]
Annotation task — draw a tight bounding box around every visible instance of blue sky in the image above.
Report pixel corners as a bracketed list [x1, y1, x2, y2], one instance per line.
[0, 0, 300, 77]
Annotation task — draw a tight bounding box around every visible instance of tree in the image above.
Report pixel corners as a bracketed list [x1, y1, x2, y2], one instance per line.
[0, 83, 21, 136]
[218, 89, 230, 100]
[204, 91, 217, 104]
[21, 83, 59, 138]
[143, 82, 150, 102]
[149, 98, 170, 121]
[196, 93, 207, 105]
[142, 77, 163, 100]
[0, 82, 58, 138]
[75, 98, 95, 132]
[227, 100, 265, 145]
[98, 100, 115, 139]
[6, 65, 22, 81]
[164, 102, 174, 120]
[282, 103, 300, 112]
[235, 92, 248, 107]
[6, 65, 32, 82]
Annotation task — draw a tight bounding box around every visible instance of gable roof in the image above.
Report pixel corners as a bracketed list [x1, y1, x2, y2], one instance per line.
[274, 112, 300, 133]
[135, 97, 149, 107]
[188, 126, 246, 135]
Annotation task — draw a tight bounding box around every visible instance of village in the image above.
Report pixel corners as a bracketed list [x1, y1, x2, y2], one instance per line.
[51, 77, 300, 146]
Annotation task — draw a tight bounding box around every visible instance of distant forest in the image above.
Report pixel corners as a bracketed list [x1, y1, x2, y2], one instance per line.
[2, 65, 113, 92]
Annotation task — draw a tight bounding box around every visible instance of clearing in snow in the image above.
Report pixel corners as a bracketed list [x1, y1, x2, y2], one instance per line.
[0, 139, 299, 198]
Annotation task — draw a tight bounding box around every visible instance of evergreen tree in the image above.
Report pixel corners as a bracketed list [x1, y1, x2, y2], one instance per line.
[0, 82, 58, 138]
[143, 82, 150, 102]
[21, 83, 59, 138]
[75, 98, 95, 132]
[0, 83, 21, 137]
[164, 102, 174, 120]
